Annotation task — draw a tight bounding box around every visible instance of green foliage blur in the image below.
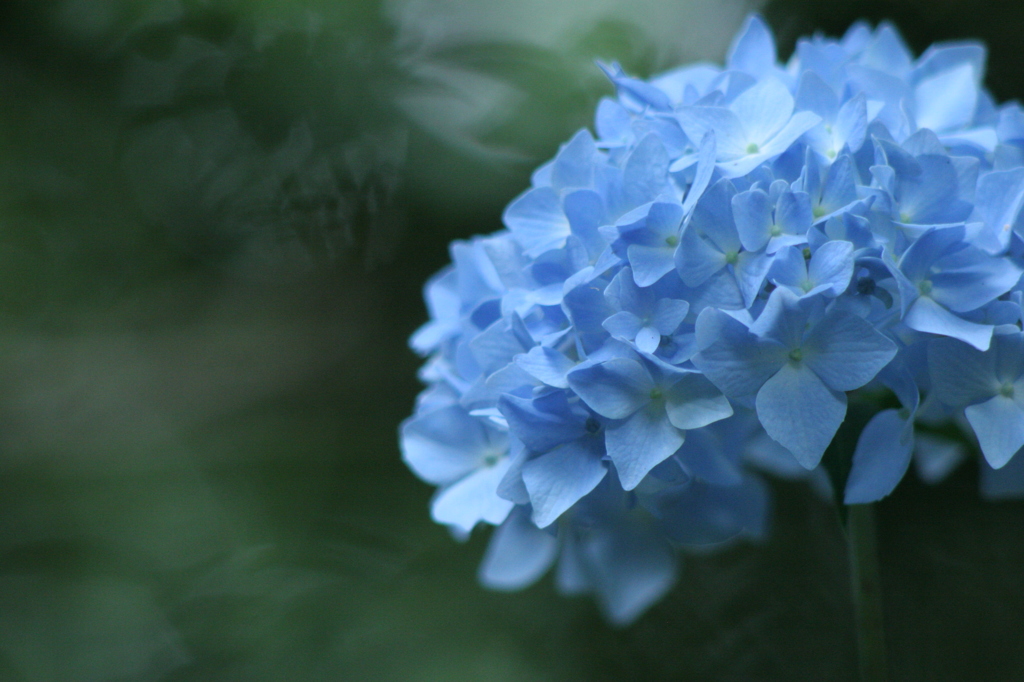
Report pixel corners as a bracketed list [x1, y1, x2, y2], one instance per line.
[0, 0, 1021, 680]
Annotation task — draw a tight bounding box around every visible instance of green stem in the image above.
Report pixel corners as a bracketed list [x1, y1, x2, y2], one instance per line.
[847, 504, 887, 682]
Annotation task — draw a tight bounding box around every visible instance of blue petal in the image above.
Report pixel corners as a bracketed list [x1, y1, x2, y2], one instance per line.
[563, 279, 614, 354]
[914, 62, 977, 133]
[819, 154, 859, 215]
[678, 222, 727, 287]
[904, 296, 994, 351]
[603, 266, 642, 311]
[563, 189, 609, 257]
[775, 190, 812, 236]
[748, 286, 812, 349]
[651, 298, 690, 335]
[807, 240, 854, 295]
[734, 250, 773, 308]
[692, 308, 786, 398]
[844, 409, 913, 503]
[551, 128, 598, 189]
[727, 14, 777, 77]
[628, 244, 678, 287]
[688, 178, 740, 253]
[469, 317, 529, 375]
[567, 357, 653, 419]
[502, 187, 569, 257]
[664, 373, 734, 430]
[767, 246, 807, 292]
[861, 23, 913, 76]
[756, 111, 822, 158]
[400, 406, 495, 485]
[598, 61, 673, 112]
[676, 106, 748, 159]
[479, 363, 535, 403]
[606, 406, 685, 490]
[622, 133, 672, 207]
[681, 130, 717, 214]
[930, 248, 1023, 313]
[836, 93, 868, 152]
[496, 441, 530, 504]
[731, 77, 794, 145]
[899, 155, 972, 224]
[927, 336, 998, 407]
[992, 331, 1024, 384]
[732, 188, 772, 252]
[795, 70, 839, 120]
[603, 311, 644, 343]
[431, 458, 515, 534]
[636, 326, 661, 354]
[522, 439, 608, 527]
[478, 508, 558, 590]
[972, 167, 1024, 254]
[965, 395, 1024, 468]
[913, 42, 985, 85]
[581, 523, 677, 626]
[497, 393, 584, 452]
[802, 308, 897, 391]
[756, 362, 846, 468]
[514, 345, 575, 389]
[595, 97, 631, 143]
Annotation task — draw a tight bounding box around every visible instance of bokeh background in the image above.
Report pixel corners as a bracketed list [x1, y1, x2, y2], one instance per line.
[0, 0, 1022, 680]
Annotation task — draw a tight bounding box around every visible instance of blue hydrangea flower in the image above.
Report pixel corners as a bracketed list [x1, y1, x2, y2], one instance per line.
[401, 14, 1024, 624]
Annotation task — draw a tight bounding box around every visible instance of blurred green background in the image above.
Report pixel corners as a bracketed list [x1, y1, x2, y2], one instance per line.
[0, 0, 1022, 680]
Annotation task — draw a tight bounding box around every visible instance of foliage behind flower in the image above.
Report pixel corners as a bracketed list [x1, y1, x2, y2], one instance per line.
[401, 14, 1024, 624]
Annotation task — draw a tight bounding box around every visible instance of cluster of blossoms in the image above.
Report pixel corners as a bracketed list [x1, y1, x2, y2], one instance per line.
[400, 15, 1024, 624]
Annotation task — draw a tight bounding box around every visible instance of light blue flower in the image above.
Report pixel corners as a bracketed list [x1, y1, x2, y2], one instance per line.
[929, 330, 1024, 467]
[567, 353, 732, 489]
[674, 77, 821, 178]
[731, 181, 813, 254]
[400, 404, 514, 535]
[497, 391, 609, 528]
[693, 288, 897, 467]
[677, 178, 773, 308]
[768, 240, 855, 298]
[602, 267, 689, 354]
[890, 225, 1022, 350]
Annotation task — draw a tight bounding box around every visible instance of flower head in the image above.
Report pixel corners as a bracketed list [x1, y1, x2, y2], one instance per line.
[402, 14, 1024, 624]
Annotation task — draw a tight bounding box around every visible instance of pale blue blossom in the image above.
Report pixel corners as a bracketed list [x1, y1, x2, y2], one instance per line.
[402, 13, 1024, 625]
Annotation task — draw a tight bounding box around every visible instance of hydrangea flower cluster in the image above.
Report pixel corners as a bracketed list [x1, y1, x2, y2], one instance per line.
[401, 15, 1024, 624]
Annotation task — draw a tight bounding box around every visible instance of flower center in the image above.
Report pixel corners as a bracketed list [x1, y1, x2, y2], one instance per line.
[1000, 382, 1015, 398]
[770, 224, 782, 237]
[724, 251, 739, 265]
[649, 387, 663, 400]
[789, 348, 803, 363]
[918, 279, 933, 296]
[665, 234, 679, 247]
[746, 142, 759, 154]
